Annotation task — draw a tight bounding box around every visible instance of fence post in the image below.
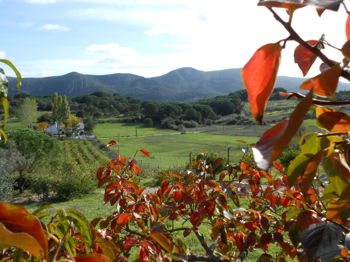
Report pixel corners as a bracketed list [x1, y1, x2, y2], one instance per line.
[227, 147, 231, 165]
[189, 152, 192, 169]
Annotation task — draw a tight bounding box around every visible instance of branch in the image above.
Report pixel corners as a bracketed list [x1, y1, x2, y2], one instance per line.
[280, 92, 350, 105]
[194, 231, 214, 256]
[268, 7, 350, 82]
[168, 227, 191, 233]
[188, 255, 230, 262]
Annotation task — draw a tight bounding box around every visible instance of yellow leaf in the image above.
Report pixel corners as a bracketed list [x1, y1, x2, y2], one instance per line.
[0, 222, 45, 259]
[299, 64, 341, 98]
[149, 232, 172, 253]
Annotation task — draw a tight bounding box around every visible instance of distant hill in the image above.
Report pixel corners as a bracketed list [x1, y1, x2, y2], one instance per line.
[8, 67, 350, 102]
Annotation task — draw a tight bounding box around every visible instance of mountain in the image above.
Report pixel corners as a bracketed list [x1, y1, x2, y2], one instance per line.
[8, 67, 350, 102]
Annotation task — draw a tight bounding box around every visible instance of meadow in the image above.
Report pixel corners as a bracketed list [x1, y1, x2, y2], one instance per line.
[94, 122, 265, 171]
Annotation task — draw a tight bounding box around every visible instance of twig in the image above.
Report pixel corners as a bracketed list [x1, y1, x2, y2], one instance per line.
[194, 231, 213, 256]
[51, 224, 70, 262]
[280, 92, 350, 105]
[187, 255, 230, 262]
[267, 7, 350, 82]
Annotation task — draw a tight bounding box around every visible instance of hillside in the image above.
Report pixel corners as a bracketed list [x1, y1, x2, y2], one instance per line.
[8, 67, 350, 102]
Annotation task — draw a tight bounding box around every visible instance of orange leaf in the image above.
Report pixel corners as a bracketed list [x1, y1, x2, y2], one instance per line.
[258, 0, 342, 11]
[106, 140, 117, 147]
[253, 91, 313, 169]
[346, 13, 350, 40]
[117, 213, 130, 227]
[300, 150, 323, 196]
[149, 232, 172, 253]
[140, 149, 151, 157]
[299, 64, 341, 98]
[253, 120, 289, 170]
[242, 43, 282, 123]
[341, 40, 350, 61]
[0, 222, 45, 259]
[75, 254, 113, 262]
[316, 106, 350, 132]
[258, 0, 304, 10]
[294, 40, 318, 76]
[0, 203, 48, 259]
[271, 91, 313, 162]
[326, 199, 350, 224]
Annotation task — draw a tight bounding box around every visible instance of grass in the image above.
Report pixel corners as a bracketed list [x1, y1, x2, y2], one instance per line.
[100, 132, 259, 170]
[94, 122, 177, 138]
[19, 191, 114, 221]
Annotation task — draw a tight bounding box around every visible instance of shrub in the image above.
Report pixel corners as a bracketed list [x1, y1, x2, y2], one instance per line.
[143, 117, 153, 127]
[183, 120, 199, 128]
[28, 158, 96, 201]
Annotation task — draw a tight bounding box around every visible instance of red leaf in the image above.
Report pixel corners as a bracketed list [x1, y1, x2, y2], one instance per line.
[273, 178, 283, 190]
[297, 210, 322, 231]
[279, 197, 291, 207]
[316, 106, 350, 133]
[294, 40, 318, 76]
[140, 149, 151, 157]
[117, 213, 130, 227]
[242, 43, 282, 123]
[268, 195, 278, 208]
[75, 254, 113, 262]
[133, 164, 141, 175]
[106, 140, 117, 147]
[173, 191, 183, 202]
[124, 236, 138, 250]
[273, 162, 284, 173]
[300, 64, 341, 98]
[190, 212, 201, 227]
[346, 13, 350, 40]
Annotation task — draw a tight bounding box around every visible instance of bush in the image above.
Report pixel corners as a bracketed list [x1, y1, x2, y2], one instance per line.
[143, 117, 153, 127]
[278, 147, 300, 169]
[28, 158, 96, 201]
[160, 117, 177, 129]
[183, 120, 199, 128]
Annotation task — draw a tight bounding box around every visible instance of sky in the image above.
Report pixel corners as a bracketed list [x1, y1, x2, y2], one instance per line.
[0, 0, 348, 78]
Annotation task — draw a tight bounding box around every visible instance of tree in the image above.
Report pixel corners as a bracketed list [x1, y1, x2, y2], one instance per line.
[8, 128, 57, 192]
[52, 92, 59, 121]
[4, 1, 350, 262]
[16, 97, 38, 128]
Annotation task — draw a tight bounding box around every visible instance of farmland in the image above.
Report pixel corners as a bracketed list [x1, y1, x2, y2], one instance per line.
[94, 122, 267, 171]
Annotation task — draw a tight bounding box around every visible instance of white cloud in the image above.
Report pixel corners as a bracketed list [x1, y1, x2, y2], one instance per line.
[0, 51, 6, 58]
[37, 24, 70, 31]
[25, 0, 56, 4]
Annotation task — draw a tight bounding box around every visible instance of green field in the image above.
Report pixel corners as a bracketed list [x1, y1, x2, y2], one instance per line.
[94, 122, 261, 171]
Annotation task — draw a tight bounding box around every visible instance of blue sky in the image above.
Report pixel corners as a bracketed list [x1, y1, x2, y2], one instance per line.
[0, 0, 348, 78]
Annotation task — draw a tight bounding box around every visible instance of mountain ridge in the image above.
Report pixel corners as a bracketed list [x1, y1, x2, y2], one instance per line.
[8, 67, 350, 102]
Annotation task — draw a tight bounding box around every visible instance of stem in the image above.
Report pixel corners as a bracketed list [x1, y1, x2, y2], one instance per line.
[187, 255, 230, 262]
[51, 224, 70, 262]
[280, 92, 350, 105]
[268, 7, 350, 82]
[194, 231, 213, 256]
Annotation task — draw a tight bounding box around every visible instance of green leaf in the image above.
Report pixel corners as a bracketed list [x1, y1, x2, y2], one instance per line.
[286, 207, 302, 221]
[299, 133, 321, 155]
[0, 59, 22, 89]
[323, 156, 350, 196]
[0, 95, 8, 121]
[287, 153, 310, 186]
[65, 208, 92, 252]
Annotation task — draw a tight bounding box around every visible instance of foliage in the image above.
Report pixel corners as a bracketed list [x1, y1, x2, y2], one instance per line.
[5, 1, 350, 261]
[16, 97, 38, 128]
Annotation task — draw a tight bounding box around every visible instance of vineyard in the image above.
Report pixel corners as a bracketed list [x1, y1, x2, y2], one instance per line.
[60, 140, 110, 168]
